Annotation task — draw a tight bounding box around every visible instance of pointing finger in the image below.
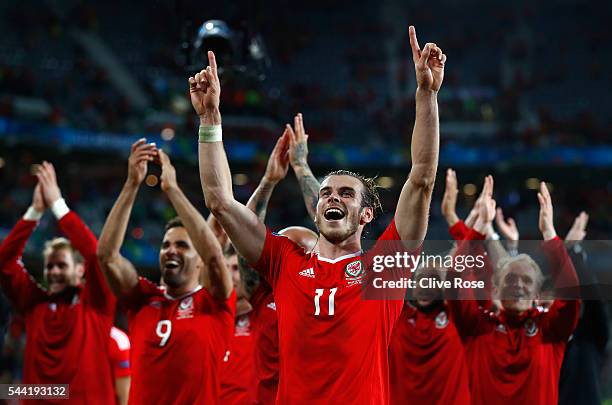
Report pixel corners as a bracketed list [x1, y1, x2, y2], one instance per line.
[208, 51, 218, 77]
[408, 25, 421, 63]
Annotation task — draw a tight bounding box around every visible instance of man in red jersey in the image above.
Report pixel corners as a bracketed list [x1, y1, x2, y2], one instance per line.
[219, 245, 256, 404]
[195, 24, 445, 403]
[220, 125, 318, 404]
[388, 261, 471, 405]
[109, 326, 131, 405]
[449, 181, 580, 405]
[97, 144, 234, 405]
[0, 162, 116, 404]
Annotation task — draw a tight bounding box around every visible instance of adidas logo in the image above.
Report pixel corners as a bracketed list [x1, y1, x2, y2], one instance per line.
[298, 267, 315, 278]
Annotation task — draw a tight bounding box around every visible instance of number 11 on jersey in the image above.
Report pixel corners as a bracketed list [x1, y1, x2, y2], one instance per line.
[314, 288, 337, 316]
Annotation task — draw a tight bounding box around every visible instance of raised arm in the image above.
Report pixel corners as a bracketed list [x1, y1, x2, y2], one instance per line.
[158, 150, 232, 300]
[287, 113, 320, 222]
[247, 131, 290, 221]
[495, 207, 519, 254]
[537, 182, 580, 339]
[0, 183, 47, 312]
[441, 168, 460, 227]
[97, 139, 157, 296]
[235, 131, 291, 295]
[36, 162, 115, 311]
[193, 51, 266, 265]
[395, 26, 445, 242]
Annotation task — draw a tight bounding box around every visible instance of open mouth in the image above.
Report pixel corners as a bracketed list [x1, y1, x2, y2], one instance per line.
[164, 259, 181, 271]
[324, 207, 345, 221]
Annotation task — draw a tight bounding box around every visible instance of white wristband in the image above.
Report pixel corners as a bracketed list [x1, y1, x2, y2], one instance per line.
[198, 125, 222, 143]
[23, 206, 43, 221]
[51, 198, 70, 220]
[488, 232, 500, 241]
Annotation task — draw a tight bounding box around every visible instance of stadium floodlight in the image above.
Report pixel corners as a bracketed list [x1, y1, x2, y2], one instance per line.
[192, 20, 236, 76]
[182, 19, 269, 82]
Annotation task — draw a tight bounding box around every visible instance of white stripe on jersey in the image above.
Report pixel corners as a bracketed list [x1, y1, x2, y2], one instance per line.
[110, 326, 131, 351]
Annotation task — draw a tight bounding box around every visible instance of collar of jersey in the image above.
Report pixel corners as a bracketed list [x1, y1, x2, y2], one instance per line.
[163, 284, 203, 300]
[315, 250, 362, 264]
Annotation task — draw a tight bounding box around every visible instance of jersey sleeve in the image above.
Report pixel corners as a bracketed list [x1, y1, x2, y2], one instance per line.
[0, 219, 46, 313]
[448, 220, 470, 241]
[121, 277, 160, 313]
[203, 286, 237, 319]
[57, 211, 116, 315]
[363, 219, 420, 301]
[110, 327, 132, 378]
[252, 228, 305, 289]
[539, 237, 580, 341]
[446, 228, 492, 338]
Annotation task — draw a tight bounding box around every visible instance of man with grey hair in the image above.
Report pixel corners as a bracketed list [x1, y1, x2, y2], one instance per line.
[449, 180, 579, 405]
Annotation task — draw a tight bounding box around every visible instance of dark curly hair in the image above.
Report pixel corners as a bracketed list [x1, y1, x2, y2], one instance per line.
[323, 170, 383, 219]
[164, 217, 184, 232]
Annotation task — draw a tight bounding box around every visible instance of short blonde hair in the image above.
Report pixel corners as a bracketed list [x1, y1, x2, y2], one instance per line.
[494, 254, 544, 290]
[43, 237, 83, 264]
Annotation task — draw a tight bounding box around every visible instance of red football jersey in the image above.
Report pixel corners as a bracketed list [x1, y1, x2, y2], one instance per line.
[449, 233, 580, 405]
[250, 283, 279, 405]
[388, 303, 471, 405]
[220, 312, 256, 404]
[0, 213, 116, 404]
[109, 326, 131, 379]
[253, 220, 404, 404]
[123, 279, 235, 405]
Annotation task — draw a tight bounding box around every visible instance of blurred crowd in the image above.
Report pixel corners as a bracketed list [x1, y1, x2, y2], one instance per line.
[1, 0, 611, 147]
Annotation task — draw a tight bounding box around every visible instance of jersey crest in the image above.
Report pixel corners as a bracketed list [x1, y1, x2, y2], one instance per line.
[177, 296, 194, 319]
[435, 311, 449, 329]
[235, 315, 251, 336]
[524, 318, 538, 337]
[345, 260, 364, 287]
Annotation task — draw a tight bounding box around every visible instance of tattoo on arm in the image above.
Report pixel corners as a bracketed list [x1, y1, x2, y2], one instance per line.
[294, 166, 320, 222]
[248, 180, 276, 222]
[238, 254, 260, 297]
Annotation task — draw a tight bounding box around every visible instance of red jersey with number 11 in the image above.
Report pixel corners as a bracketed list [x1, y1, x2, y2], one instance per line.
[254, 220, 405, 404]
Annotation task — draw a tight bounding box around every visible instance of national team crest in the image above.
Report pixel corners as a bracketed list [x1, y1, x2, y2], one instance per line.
[524, 319, 538, 337]
[435, 311, 449, 329]
[345, 260, 363, 278]
[177, 296, 194, 319]
[235, 315, 251, 336]
[496, 324, 507, 334]
[345, 260, 364, 287]
[180, 296, 193, 310]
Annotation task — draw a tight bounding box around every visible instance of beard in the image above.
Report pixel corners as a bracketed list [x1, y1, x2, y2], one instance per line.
[162, 268, 185, 289]
[318, 215, 360, 244]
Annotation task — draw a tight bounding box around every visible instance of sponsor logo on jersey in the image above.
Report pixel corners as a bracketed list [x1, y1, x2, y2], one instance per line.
[299, 267, 315, 278]
[177, 296, 194, 319]
[266, 302, 277, 311]
[435, 311, 449, 329]
[524, 319, 538, 337]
